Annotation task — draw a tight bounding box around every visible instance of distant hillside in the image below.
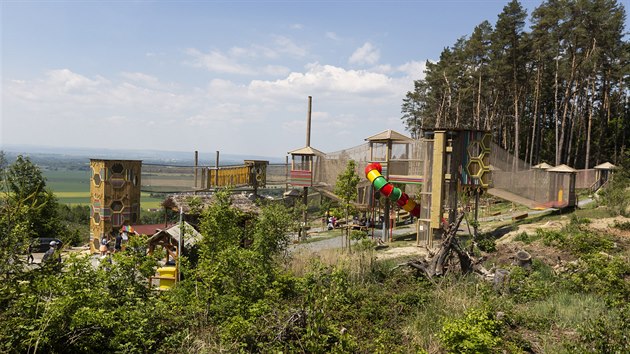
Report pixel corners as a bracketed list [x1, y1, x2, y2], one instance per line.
[1, 144, 285, 167]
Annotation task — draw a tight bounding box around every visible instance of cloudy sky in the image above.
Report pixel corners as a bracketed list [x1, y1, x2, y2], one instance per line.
[1, 0, 550, 158]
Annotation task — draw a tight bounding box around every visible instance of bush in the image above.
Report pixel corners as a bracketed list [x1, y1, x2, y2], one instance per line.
[612, 220, 630, 231]
[565, 304, 630, 353]
[439, 308, 501, 353]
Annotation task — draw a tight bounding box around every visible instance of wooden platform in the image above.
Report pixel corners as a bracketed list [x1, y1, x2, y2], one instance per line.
[487, 188, 539, 209]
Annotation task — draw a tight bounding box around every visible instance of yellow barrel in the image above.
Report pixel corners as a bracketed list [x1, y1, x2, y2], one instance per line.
[157, 266, 177, 290]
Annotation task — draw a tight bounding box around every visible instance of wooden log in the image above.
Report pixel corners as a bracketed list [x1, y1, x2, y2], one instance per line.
[512, 212, 528, 221]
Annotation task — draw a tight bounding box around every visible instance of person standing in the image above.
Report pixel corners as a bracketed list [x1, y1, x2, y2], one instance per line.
[114, 232, 123, 253]
[99, 236, 108, 256]
[42, 241, 60, 264]
[26, 241, 34, 264]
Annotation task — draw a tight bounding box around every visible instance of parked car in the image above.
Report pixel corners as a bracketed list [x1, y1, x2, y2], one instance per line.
[31, 238, 63, 253]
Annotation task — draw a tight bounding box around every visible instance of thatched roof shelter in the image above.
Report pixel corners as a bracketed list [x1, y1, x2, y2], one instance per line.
[163, 192, 261, 215]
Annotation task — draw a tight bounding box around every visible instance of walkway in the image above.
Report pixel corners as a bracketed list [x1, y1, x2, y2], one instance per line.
[487, 188, 539, 209]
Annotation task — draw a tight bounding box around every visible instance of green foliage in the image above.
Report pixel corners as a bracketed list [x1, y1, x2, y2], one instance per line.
[612, 220, 630, 231]
[562, 253, 630, 305]
[566, 304, 630, 353]
[599, 162, 630, 216]
[536, 228, 566, 246]
[439, 308, 502, 353]
[507, 260, 557, 303]
[475, 232, 497, 252]
[4, 155, 64, 239]
[514, 231, 532, 243]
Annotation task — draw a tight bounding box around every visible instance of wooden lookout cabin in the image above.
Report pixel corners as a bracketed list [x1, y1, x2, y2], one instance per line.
[287, 146, 324, 188]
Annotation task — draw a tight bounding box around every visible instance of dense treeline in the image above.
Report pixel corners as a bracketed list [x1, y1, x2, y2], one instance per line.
[402, 0, 629, 168]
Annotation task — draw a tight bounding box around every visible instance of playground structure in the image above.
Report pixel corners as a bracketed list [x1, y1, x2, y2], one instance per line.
[91, 126, 616, 255]
[89, 159, 142, 253]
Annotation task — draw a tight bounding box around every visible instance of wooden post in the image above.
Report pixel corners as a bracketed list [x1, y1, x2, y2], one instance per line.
[194, 151, 198, 189]
[215, 151, 220, 188]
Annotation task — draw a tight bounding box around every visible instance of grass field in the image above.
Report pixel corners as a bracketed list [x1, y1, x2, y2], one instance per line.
[43, 170, 164, 208]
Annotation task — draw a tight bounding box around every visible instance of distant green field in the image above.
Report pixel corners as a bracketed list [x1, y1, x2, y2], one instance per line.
[43, 170, 165, 208]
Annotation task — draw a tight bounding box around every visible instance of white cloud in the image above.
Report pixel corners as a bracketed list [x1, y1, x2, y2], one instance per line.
[263, 65, 290, 76]
[3, 59, 415, 156]
[249, 63, 401, 99]
[186, 48, 255, 75]
[120, 72, 161, 88]
[397, 60, 428, 79]
[290, 23, 303, 30]
[349, 42, 380, 66]
[273, 36, 307, 57]
[326, 32, 340, 41]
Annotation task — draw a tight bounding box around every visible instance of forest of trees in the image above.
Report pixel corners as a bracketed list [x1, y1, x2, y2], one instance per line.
[401, 0, 628, 169]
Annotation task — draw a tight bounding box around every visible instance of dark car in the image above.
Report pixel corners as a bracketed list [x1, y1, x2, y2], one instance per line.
[31, 238, 63, 253]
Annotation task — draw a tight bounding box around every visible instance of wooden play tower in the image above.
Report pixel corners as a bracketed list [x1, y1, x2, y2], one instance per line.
[89, 159, 142, 253]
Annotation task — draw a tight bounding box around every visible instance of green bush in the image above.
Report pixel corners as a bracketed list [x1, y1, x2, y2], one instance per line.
[565, 304, 630, 353]
[612, 220, 630, 231]
[514, 231, 532, 243]
[439, 308, 501, 353]
[537, 228, 566, 246]
[563, 253, 630, 304]
[507, 261, 557, 303]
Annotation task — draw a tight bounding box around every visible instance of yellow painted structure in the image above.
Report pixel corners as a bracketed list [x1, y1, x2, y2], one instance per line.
[156, 266, 177, 290]
[89, 159, 142, 253]
[430, 131, 446, 230]
[206, 160, 268, 188]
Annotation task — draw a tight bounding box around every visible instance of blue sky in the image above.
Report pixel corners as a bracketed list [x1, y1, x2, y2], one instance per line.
[1, 0, 590, 158]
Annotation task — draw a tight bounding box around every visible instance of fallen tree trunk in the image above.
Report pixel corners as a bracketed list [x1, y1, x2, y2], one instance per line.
[395, 213, 491, 279]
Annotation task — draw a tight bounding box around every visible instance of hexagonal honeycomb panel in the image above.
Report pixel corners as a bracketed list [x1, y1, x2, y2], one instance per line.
[111, 178, 126, 189]
[93, 173, 102, 186]
[467, 159, 483, 177]
[467, 141, 483, 159]
[111, 200, 124, 212]
[111, 163, 124, 174]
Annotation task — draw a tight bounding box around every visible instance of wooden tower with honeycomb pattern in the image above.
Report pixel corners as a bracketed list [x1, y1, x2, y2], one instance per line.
[89, 159, 142, 253]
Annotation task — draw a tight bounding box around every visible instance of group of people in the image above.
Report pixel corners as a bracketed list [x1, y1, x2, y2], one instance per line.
[99, 231, 129, 256]
[323, 212, 373, 231]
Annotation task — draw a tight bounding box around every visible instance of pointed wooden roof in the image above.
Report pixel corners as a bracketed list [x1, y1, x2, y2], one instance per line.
[594, 162, 616, 170]
[365, 129, 413, 142]
[548, 164, 577, 173]
[287, 146, 325, 156]
[532, 162, 553, 169]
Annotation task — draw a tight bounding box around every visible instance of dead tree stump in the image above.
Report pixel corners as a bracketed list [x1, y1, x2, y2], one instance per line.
[397, 213, 491, 279]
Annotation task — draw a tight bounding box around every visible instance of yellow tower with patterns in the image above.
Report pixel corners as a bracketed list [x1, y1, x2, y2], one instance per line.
[89, 159, 142, 253]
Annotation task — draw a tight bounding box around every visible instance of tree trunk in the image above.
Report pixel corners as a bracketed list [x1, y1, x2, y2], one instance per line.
[395, 214, 490, 278]
[585, 76, 594, 170]
[529, 60, 541, 166]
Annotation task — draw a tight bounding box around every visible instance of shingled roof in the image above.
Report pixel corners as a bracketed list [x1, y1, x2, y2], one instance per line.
[365, 129, 413, 142]
[164, 192, 261, 214]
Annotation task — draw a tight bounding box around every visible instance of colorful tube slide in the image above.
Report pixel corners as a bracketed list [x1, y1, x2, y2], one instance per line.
[365, 162, 421, 218]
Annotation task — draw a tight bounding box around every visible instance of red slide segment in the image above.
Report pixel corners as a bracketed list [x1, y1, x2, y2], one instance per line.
[364, 162, 420, 217]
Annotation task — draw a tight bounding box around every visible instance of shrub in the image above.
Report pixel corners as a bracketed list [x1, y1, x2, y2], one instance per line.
[612, 220, 630, 231]
[514, 231, 531, 243]
[537, 228, 566, 246]
[439, 308, 501, 353]
[565, 304, 630, 353]
[563, 253, 630, 304]
[507, 261, 557, 303]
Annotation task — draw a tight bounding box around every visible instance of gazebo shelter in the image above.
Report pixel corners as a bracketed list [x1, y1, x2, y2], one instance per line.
[593, 162, 616, 190]
[547, 164, 577, 208]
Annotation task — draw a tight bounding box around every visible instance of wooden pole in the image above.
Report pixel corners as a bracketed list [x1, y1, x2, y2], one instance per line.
[215, 151, 220, 188]
[306, 96, 312, 147]
[194, 151, 198, 189]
